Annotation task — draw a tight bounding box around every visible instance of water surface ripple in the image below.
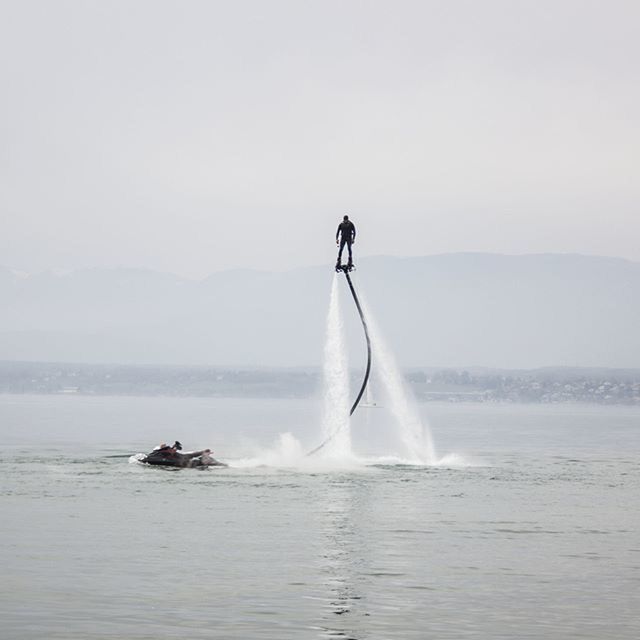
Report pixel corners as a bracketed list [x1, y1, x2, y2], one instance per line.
[1, 396, 639, 639]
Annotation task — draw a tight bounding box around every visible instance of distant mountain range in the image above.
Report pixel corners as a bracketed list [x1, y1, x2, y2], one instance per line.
[2, 253, 639, 368]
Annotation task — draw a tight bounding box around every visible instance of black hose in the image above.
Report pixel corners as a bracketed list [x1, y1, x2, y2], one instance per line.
[306, 269, 371, 456]
[344, 271, 372, 416]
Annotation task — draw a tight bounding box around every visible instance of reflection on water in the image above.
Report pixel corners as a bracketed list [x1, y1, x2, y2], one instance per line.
[317, 477, 371, 639]
[2, 396, 640, 639]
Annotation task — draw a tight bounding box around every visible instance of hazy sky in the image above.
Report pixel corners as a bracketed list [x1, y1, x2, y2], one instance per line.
[1, 0, 639, 278]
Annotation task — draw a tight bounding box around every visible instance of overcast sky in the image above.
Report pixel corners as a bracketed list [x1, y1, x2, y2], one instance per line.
[1, 0, 639, 278]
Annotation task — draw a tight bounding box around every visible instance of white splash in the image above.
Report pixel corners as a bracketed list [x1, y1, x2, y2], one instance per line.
[232, 432, 306, 468]
[232, 433, 364, 471]
[318, 274, 352, 459]
[361, 296, 437, 465]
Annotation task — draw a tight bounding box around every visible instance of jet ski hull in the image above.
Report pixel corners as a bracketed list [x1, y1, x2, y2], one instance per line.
[139, 450, 227, 468]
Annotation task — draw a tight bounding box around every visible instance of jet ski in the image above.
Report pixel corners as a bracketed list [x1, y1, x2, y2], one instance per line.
[139, 441, 227, 469]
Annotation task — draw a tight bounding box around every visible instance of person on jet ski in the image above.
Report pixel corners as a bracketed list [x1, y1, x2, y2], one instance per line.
[336, 215, 356, 269]
[142, 442, 224, 468]
[153, 440, 181, 457]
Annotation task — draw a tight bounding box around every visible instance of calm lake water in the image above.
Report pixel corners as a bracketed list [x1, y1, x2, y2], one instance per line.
[1, 394, 639, 639]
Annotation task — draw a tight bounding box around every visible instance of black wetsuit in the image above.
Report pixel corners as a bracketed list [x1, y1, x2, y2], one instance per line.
[336, 220, 356, 263]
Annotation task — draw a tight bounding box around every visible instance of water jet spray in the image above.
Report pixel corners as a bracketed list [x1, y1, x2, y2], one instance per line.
[307, 266, 371, 456]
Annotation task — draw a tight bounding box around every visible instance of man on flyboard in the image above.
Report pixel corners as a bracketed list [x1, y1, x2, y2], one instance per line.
[335, 215, 356, 271]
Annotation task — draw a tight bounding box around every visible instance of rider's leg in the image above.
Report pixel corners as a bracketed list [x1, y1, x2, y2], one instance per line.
[337, 237, 348, 264]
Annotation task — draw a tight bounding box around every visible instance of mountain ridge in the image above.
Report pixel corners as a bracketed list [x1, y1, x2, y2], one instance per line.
[2, 253, 639, 369]
[3, 251, 638, 281]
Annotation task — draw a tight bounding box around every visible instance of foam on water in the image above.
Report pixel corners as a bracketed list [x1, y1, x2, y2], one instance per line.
[229, 433, 456, 471]
[232, 432, 363, 471]
[430, 452, 482, 467]
[231, 432, 306, 468]
[228, 443, 475, 471]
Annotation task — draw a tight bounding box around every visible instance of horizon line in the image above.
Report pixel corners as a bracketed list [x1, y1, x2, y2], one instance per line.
[3, 250, 638, 281]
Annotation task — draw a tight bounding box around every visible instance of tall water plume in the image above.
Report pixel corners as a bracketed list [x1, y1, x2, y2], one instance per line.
[360, 295, 436, 464]
[320, 275, 352, 458]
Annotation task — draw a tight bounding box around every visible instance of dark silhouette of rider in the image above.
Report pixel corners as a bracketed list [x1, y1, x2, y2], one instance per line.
[336, 215, 356, 267]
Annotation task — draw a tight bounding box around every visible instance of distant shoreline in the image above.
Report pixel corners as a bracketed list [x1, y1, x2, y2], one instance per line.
[2, 361, 639, 406]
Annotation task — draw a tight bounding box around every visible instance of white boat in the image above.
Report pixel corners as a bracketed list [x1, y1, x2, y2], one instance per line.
[360, 385, 382, 408]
